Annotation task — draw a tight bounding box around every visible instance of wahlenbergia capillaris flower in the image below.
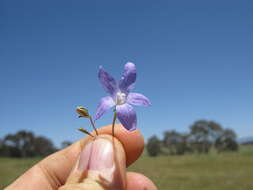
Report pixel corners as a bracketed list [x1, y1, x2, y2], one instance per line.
[95, 62, 151, 132]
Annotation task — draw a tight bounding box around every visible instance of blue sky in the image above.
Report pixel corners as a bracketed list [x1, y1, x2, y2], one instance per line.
[1, 0, 253, 147]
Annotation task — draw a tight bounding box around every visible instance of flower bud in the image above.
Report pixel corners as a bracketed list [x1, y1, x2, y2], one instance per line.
[76, 106, 89, 118]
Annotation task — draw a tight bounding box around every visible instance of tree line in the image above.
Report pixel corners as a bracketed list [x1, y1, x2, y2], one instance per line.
[146, 120, 239, 156]
[0, 130, 59, 157]
[0, 120, 239, 158]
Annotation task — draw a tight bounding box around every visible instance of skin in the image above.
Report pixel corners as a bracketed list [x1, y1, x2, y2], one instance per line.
[5, 124, 157, 190]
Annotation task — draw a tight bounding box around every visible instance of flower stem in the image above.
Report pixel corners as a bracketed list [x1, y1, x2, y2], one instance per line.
[112, 111, 117, 136]
[78, 128, 94, 137]
[89, 116, 98, 136]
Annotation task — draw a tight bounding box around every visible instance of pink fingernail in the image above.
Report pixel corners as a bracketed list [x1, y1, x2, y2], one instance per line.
[78, 138, 114, 172]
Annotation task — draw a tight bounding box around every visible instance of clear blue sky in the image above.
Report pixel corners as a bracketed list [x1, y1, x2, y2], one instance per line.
[1, 0, 253, 147]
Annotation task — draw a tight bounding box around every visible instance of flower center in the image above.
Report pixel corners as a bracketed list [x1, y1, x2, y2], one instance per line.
[116, 92, 127, 105]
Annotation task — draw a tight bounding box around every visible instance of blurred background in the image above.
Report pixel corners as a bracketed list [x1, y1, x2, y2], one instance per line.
[0, 0, 253, 189]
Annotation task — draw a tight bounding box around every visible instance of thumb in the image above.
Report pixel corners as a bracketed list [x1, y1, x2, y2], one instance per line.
[59, 134, 126, 190]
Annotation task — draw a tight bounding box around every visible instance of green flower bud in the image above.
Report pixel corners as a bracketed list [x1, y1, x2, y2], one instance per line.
[76, 106, 89, 118]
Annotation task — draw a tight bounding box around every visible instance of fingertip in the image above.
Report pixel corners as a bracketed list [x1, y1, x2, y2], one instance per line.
[97, 123, 144, 166]
[126, 172, 157, 190]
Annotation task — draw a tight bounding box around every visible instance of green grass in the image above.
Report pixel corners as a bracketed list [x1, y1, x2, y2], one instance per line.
[129, 153, 253, 190]
[1, 146, 253, 190]
[0, 157, 41, 189]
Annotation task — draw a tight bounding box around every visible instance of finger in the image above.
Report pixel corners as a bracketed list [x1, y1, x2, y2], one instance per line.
[62, 134, 126, 190]
[93, 124, 144, 166]
[126, 172, 157, 190]
[6, 124, 144, 190]
[58, 172, 157, 190]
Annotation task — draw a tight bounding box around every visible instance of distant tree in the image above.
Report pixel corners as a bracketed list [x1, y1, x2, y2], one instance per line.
[1, 130, 56, 157]
[163, 130, 192, 155]
[147, 135, 161, 157]
[176, 134, 193, 155]
[163, 130, 180, 155]
[3, 131, 36, 157]
[3, 134, 21, 157]
[189, 120, 223, 153]
[215, 129, 238, 152]
[17, 131, 35, 157]
[34, 136, 56, 156]
[0, 138, 3, 150]
[241, 141, 253, 145]
[0, 139, 9, 156]
[61, 141, 72, 149]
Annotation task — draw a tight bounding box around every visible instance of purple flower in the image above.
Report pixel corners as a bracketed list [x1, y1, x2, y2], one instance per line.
[95, 62, 151, 131]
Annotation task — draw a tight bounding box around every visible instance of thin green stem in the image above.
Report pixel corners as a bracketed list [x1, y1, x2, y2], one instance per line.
[112, 111, 117, 136]
[78, 128, 94, 137]
[89, 116, 98, 136]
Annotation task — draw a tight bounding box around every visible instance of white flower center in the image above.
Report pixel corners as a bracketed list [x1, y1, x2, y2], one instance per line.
[116, 92, 127, 105]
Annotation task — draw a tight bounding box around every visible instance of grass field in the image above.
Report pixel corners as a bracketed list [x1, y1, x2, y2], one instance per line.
[1, 146, 253, 190]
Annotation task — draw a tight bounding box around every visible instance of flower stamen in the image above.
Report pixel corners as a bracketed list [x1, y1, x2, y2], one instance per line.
[116, 92, 127, 105]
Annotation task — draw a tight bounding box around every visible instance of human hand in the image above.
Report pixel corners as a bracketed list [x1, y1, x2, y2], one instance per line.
[6, 124, 157, 190]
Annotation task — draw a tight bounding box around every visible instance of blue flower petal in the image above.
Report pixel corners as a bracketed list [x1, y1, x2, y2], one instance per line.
[98, 66, 117, 96]
[127, 93, 151, 106]
[116, 104, 137, 131]
[119, 62, 136, 93]
[95, 96, 115, 120]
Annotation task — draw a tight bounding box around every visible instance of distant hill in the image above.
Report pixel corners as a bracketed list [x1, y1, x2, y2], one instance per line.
[238, 136, 253, 145]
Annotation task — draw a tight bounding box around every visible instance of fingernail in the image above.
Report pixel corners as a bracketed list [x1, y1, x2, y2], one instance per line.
[78, 137, 114, 172]
[78, 138, 114, 182]
[68, 136, 125, 190]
